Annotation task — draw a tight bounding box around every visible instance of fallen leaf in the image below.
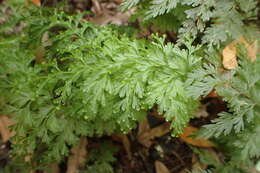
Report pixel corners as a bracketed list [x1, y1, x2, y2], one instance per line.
[178, 170, 188, 173]
[180, 126, 215, 147]
[34, 45, 45, 63]
[114, 0, 123, 4]
[91, 0, 103, 16]
[34, 32, 52, 63]
[44, 164, 60, 173]
[25, 155, 32, 162]
[137, 118, 170, 147]
[247, 40, 258, 61]
[155, 160, 170, 173]
[191, 153, 207, 171]
[32, 0, 41, 6]
[223, 37, 258, 68]
[239, 37, 258, 61]
[195, 103, 209, 118]
[247, 168, 260, 173]
[90, 12, 131, 26]
[0, 116, 15, 142]
[66, 137, 88, 173]
[206, 90, 218, 98]
[89, 3, 132, 26]
[112, 134, 132, 159]
[137, 117, 150, 137]
[222, 42, 237, 69]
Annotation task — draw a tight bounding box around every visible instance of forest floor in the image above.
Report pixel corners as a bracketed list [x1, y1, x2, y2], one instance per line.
[0, 0, 258, 173]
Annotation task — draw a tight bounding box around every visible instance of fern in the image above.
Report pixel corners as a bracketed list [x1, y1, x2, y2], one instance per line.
[84, 141, 117, 173]
[1, 0, 259, 172]
[121, 0, 259, 47]
[189, 54, 260, 138]
[145, 0, 180, 19]
[121, 0, 140, 11]
[188, 47, 260, 168]
[0, 2, 202, 168]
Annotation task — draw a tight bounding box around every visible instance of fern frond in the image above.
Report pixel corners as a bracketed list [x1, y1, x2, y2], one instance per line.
[145, 0, 180, 19]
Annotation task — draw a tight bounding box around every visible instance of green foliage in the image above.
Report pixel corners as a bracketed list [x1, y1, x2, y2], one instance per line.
[122, 0, 180, 19]
[188, 52, 260, 138]
[121, 0, 259, 47]
[0, 0, 259, 172]
[84, 141, 117, 173]
[0, 1, 201, 169]
[188, 48, 260, 168]
[191, 147, 220, 168]
[144, 0, 180, 19]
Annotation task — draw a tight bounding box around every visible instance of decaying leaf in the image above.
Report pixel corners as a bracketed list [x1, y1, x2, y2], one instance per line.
[247, 40, 258, 61]
[222, 42, 237, 69]
[111, 134, 132, 159]
[195, 103, 209, 118]
[180, 126, 215, 148]
[0, 116, 15, 142]
[34, 45, 45, 63]
[25, 155, 32, 162]
[89, 1, 133, 26]
[66, 137, 88, 173]
[222, 37, 258, 69]
[137, 118, 170, 147]
[44, 164, 60, 173]
[32, 0, 41, 6]
[246, 168, 260, 173]
[90, 11, 131, 26]
[91, 0, 103, 16]
[155, 160, 170, 173]
[191, 153, 207, 171]
[206, 90, 218, 98]
[114, 0, 123, 4]
[137, 117, 150, 137]
[223, 37, 258, 69]
[34, 32, 52, 63]
[239, 37, 258, 62]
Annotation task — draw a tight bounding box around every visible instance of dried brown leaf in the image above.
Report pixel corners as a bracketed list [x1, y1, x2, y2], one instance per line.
[191, 153, 207, 171]
[180, 126, 215, 148]
[90, 12, 131, 26]
[34, 45, 45, 63]
[112, 134, 132, 159]
[137, 117, 150, 137]
[0, 116, 15, 142]
[137, 119, 170, 148]
[114, 0, 123, 4]
[247, 40, 258, 61]
[66, 137, 88, 173]
[44, 164, 60, 173]
[32, 0, 41, 6]
[247, 168, 260, 173]
[195, 103, 209, 118]
[222, 42, 237, 69]
[91, 0, 103, 16]
[89, 4, 132, 26]
[239, 37, 258, 61]
[155, 160, 170, 173]
[206, 90, 218, 98]
[223, 37, 258, 67]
